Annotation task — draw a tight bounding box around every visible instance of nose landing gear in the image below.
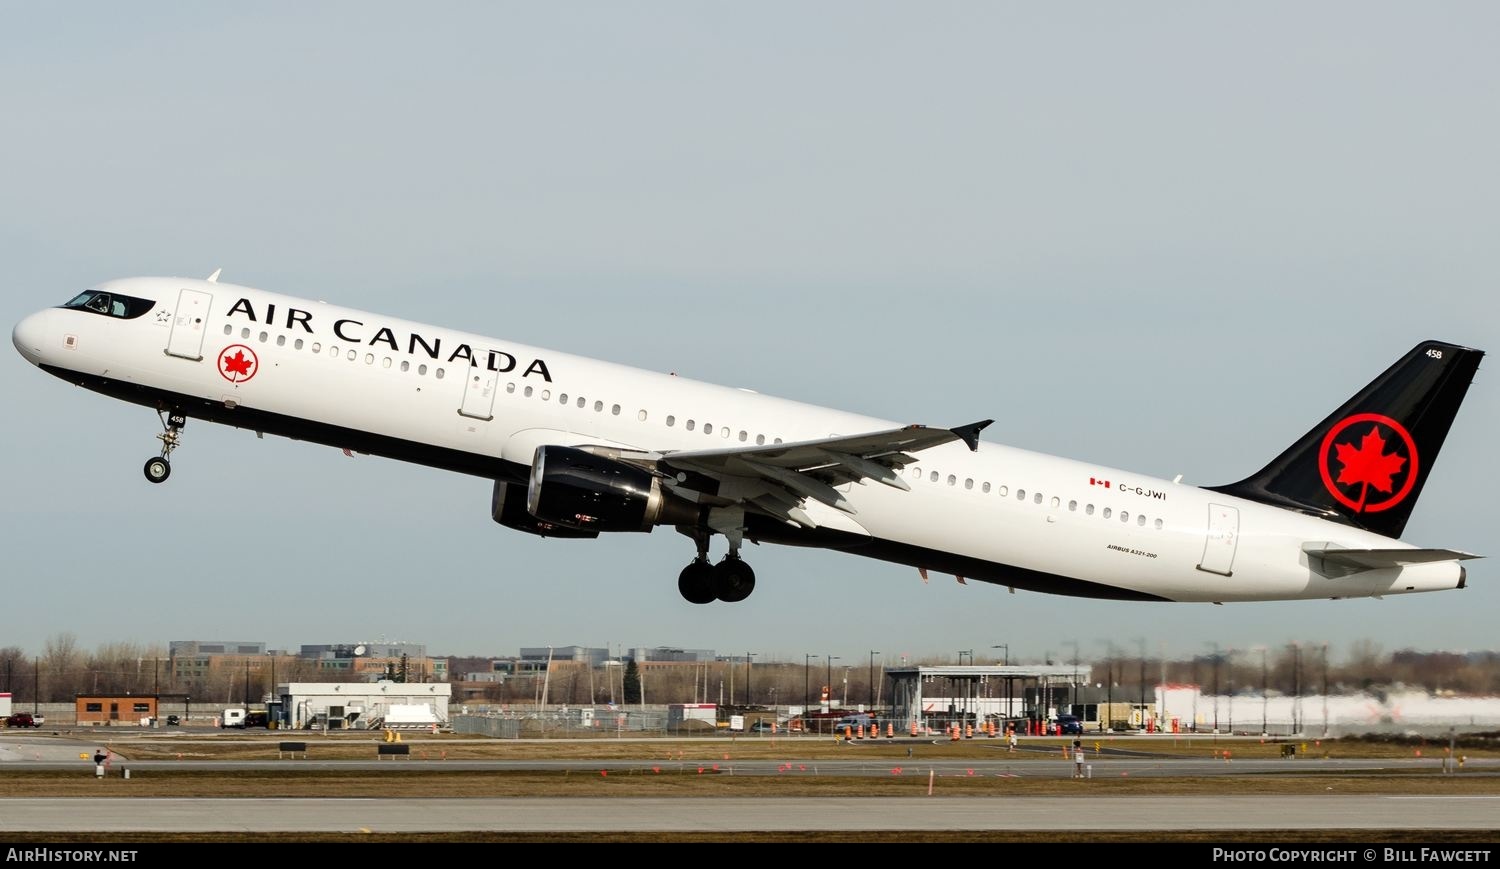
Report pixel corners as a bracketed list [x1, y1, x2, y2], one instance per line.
[144, 410, 186, 484]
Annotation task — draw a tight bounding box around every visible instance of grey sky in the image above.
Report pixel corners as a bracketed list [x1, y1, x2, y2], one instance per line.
[2, 3, 1495, 667]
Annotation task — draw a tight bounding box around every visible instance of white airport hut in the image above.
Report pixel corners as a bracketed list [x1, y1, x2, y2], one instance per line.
[276, 681, 451, 731]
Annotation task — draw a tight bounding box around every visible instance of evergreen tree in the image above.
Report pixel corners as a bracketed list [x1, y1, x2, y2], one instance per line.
[623, 659, 642, 704]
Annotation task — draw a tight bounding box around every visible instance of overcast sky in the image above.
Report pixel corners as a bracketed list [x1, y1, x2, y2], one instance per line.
[2, 3, 1495, 668]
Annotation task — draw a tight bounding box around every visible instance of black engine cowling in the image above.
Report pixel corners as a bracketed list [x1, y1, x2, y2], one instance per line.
[526, 445, 690, 533]
[491, 480, 599, 539]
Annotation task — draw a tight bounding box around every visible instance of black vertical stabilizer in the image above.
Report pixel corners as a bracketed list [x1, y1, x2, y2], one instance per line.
[1207, 340, 1483, 539]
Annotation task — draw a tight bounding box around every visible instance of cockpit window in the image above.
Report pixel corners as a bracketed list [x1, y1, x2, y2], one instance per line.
[61, 290, 156, 320]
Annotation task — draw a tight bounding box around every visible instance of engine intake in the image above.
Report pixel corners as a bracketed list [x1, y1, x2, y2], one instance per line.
[491, 480, 599, 539]
[527, 445, 690, 532]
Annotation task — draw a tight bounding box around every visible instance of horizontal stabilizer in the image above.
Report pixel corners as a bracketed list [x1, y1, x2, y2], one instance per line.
[1303, 544, 1481, 577]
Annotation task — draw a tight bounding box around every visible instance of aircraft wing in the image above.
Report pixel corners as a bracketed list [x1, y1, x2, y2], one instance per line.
[653, 420, 992, 528]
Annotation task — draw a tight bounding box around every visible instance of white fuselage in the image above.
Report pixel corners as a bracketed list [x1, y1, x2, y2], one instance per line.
[12, 276, 1462, 602]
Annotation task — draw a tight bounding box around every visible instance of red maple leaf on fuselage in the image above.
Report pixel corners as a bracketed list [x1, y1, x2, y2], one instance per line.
[223, 350, 254, 377]
[1333, 425, 1406, 512]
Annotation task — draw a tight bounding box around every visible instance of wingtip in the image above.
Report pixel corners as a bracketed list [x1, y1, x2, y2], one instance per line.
[951, 419, 994, 451]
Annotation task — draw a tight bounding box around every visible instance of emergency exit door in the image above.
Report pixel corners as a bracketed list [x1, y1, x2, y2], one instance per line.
[1197, 503, 1240, 576]
[458, 359, 499, 420]
[166, 289, 213, 360]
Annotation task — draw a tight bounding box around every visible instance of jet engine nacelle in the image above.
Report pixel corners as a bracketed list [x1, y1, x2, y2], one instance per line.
[491, 480, 599, 539]
[526, 445, 693, 533]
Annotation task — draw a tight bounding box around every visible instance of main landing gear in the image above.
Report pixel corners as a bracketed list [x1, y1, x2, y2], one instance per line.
[677, 525, 756, 605]
[143, 410, 186, 484]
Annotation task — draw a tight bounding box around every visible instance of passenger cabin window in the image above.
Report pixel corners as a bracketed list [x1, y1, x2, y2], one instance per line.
[666, 415, 676, 427]
[1016, 489, 1026, 500]
[1102, 507, 1112, 519]
[1154, 518, 1163, 530]
[982, 482, 991, 493]
[756, 435, 765, 445]
[997, 485, 1008, 497]
[1086, 504, 1095, 515]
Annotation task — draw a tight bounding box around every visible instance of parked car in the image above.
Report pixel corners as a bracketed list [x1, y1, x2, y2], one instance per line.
[1054, 715, 1083, 735]
[165, 714, 181, 726]
[4, 713, 39, 728]
[749, 720, 777, 732]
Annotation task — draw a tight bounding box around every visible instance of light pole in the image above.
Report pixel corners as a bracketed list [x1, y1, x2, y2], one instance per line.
[1257, 645, 1268, 736]
[1321, 642, 1329, 738]
[868, 651, 880, 710]
[1226, 647, 1235, 734]
[1136, 637, 1147, 729]
[1205, 641, 1221, 732]
[804, 653, 813, 713]
[1096, 640, 1116, 731]
[992, 644, 1009, 721]
[744, 652, 755, 706]
[1063, 639, 1079, 714]
[958, 649, 973, 665]
[1291, 642, 1303, 734]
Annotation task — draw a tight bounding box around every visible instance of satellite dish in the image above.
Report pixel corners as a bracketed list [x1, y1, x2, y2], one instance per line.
[354, 645, 366, 656]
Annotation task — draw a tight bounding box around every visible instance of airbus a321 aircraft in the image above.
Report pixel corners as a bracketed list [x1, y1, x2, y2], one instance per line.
[12, 274, 1485, 605]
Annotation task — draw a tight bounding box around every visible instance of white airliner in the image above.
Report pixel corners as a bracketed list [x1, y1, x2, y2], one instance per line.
[12, 274, 1485, 605]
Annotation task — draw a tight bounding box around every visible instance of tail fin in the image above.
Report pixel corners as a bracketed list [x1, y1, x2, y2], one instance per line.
[1207, 340, 1484, 538]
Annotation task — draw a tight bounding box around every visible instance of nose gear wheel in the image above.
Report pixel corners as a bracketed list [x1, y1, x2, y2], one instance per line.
[144, 409, 186, 484]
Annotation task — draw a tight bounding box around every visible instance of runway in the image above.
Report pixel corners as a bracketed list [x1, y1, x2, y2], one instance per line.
[4, 733, 1497, 836]
[1, 795, 1498, 833]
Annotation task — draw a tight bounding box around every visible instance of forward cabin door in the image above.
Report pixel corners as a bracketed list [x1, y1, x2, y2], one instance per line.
[458, 356, 499, 421]
[1197, 503, 1240, 576]
[166, 289, 213, 360]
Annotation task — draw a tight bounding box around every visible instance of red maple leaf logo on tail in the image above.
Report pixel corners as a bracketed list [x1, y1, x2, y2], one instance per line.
[1332, 426, 1406, 512]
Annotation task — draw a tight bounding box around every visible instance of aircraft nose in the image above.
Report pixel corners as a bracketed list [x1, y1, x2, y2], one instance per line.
[12, 310, 48, 364]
